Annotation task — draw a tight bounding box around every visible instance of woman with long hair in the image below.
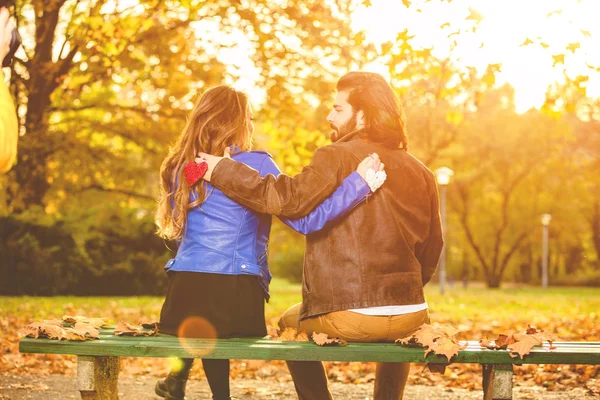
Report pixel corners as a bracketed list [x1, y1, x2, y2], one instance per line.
[154, 85, 385, 400]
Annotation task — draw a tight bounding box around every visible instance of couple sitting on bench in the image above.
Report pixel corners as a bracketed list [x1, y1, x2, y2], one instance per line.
[154, 71, 443, 400]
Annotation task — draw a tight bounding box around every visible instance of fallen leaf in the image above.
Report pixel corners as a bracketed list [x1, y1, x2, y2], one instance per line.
[39, 324, 65, 340]
[312, 332, 347, 346]
[266, 326, 279, 339]
[114, 321, 158, 337]
[141, 322, 159, 331]
[508, 334, 543, 359]
[494, 333, 516, 348]
[63, 316, 106, 328]
[395, 324, 464, 362]
[279, 328, 299, 342]
[433, 336, 461, 362]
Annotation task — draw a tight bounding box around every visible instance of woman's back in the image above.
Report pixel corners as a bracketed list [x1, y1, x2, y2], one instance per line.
[167, 151, 274, 294]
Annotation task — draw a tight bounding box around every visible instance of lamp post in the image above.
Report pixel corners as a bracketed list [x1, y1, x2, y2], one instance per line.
[541, 214, 552, 289]
[435, 167, 454, 295]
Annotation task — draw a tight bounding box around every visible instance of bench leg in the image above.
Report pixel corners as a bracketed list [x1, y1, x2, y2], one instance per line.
[482, 364, 513, 400]
[77, 356, 120, 400]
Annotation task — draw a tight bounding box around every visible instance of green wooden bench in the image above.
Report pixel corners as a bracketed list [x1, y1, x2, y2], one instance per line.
[19, 328, 600, 400]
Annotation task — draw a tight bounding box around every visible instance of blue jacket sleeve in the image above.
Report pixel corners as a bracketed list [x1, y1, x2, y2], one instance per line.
[259, 155, 371, 235]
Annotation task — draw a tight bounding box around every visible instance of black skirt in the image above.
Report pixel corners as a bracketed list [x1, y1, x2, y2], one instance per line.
[159, 271, 266, 338]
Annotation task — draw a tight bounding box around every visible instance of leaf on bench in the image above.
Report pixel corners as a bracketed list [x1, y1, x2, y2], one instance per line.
[114, 321, 158, 337]
[141, 322, 159, 331]
[295, 331, 310, 342]
[280, 328, 300, 342]
[18, 320, 100, 341]
[508, 334, 543, 359]
[479, 325, 560, 358]
[395, 323, 465, 362]
[266, 327, 310, 342]
[312, 332, 347, 347]
[62, 315, 107, 329]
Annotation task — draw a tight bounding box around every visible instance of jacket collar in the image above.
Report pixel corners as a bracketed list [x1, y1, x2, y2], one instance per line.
[335, 128, 367, 144]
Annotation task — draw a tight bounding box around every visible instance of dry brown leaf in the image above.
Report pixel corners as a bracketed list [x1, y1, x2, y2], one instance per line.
[113, 321, 158, 337]
[396, 324, 463, 362]
[266, 326, 279, 339]
[438, 325, 459, 337]
[508, 334, 542, 359]
[312, 332, 347, 346]
[279, 328, 299, 342]
[395, 336, 415, 345]
[412, 325, 439, 349]
[62, 316, 106, 328]
[141, 322, 159, 330]
[494, 333, 516, 348]
[72, 323, 100, 340]
[39, 324, 65, 340]
[295, 331, 310, 342]
[18, 324, 41, 339]
[432, 336, 461, 362]
[526, 325, 539, 334]
[63, 328, 86, 341]
[19, 320, 102, 341]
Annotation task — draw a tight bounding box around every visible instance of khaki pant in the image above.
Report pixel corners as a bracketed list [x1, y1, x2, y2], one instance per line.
[278, 303, 429, 400]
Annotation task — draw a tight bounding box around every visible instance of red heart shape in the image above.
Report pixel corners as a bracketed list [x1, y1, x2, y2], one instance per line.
[184, 161, 208, 186]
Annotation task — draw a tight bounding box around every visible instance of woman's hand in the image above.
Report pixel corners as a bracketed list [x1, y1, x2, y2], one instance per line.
[356, 153, 387, 192]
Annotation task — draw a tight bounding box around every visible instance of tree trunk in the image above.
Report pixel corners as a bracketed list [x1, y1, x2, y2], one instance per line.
[7, 1, 66, 211]
[8, 93, 52, 211]
[592, 200, 600, 269]
[486, 272, 502, 288]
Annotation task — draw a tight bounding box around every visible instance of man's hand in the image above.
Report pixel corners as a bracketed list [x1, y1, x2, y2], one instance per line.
[195, 147, 232, 182]
[0, 8, 15, 63]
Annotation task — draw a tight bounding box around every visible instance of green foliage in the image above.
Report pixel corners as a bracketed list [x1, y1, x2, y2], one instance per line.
[0, 210, 174, 295]
[267, 220, 305, 283]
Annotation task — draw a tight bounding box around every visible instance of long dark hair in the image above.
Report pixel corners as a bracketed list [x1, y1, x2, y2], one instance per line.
[155, 86, 252, 240]
[336, 71, 408, 150]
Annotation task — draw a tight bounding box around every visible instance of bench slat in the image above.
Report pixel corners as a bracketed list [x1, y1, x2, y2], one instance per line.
[19, 335, 600, 365]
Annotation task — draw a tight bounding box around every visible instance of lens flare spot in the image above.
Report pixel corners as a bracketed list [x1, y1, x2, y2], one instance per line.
[177, 317, 217, 357]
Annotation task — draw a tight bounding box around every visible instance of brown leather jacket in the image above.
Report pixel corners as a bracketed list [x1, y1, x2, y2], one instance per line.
[211, 131, 443, 320]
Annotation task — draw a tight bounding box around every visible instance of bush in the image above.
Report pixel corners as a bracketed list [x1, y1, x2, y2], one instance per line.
[551, 268, 600, 287]
[0, 213, 175, 296]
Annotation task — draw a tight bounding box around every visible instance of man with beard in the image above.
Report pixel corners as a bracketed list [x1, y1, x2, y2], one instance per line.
[198, 71, 444, 399]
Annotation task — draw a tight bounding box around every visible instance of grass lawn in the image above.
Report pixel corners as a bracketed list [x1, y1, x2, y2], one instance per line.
[1, 279, 598, 392]
[2, 278, 598, 341]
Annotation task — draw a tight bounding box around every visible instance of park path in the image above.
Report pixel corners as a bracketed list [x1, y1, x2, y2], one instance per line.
[0, 374, 596, 399]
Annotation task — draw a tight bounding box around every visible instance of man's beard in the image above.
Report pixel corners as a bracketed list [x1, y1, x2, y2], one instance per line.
[330, 113, 358, 142]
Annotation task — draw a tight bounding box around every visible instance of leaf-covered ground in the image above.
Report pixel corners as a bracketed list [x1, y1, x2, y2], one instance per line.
[1, 279, 598, 395]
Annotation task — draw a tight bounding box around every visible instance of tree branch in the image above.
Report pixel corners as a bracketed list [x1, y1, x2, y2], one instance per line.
[78, 184, 155, 201]
[455, 181, 491, 274]
[498, 228, 534, 278]
[49, 103, 188, 121]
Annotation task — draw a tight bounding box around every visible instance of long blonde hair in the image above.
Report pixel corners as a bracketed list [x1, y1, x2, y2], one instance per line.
[156, 86, 252, 240]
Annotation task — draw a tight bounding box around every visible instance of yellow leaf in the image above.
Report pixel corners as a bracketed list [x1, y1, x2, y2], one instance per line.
[552, 54, 565, 65]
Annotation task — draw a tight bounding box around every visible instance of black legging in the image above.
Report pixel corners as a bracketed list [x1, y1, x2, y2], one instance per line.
[174, 358, 230, 400]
